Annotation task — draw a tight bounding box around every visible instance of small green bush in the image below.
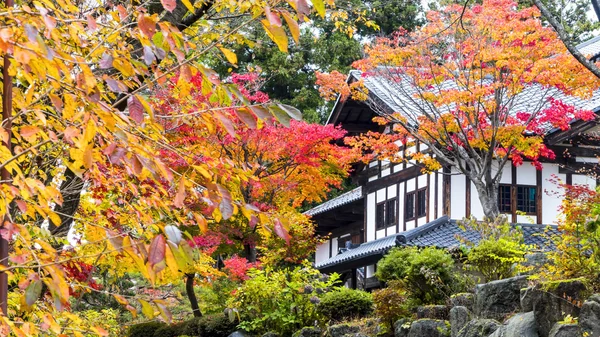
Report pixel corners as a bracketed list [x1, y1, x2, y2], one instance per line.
[375, 246, 464, 304]
[372, 280, 411, 331]
[128, 321, 167, 337]
[317, 287, 373, 321]
[467, 237, 527, 281]
[153, 323, 185, 337]
[197, 313, 237, 337]
[179, 317, 203, 336]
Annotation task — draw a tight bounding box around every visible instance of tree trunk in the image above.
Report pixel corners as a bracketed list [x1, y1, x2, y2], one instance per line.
[244, 243, 257, 263]
[471, 178, 500, 220]
[185, 273, 202, 317]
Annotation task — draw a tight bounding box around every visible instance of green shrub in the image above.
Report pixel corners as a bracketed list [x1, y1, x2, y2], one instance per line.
[467, 238, 527, 281]
[317, 287, 374, 321]
[226, 261, 339, 336]
[153, 323, 185, 337]
[375, 246, 464, 304]
[128, 321, 166, 337]
[197, 313, 237, 337]
[179, 317, 203, 336]
[372, 280, 411, 331]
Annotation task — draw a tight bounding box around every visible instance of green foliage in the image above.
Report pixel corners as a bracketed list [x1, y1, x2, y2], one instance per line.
[196, 278, 238, 315]
[467, 238, 527, 281]
[317, 287, 374, 321]
[227, 262, 339, 335]
[372, 280, 411, 331]
[375, 246, 465, 304]
[128, 322, 167, 337]
[153, 323, 185, 337]
[197, 314, 238, 337]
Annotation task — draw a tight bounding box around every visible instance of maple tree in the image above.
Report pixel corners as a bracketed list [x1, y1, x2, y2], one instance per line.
[317, 0, 600, 219]
[0, 0, 343, 334]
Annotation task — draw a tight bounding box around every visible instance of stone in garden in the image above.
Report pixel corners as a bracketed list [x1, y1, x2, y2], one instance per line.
[456, 319, 501, 337]
[228, 331, 253, 337]
[532, 280, 587, 337]
[292, 327, 322, 337]
[489, 312, 538, 337]
[407, 319, 450, 337]
[417, 305, 450, 320]
[451, 293, 475, 311]
[521, 287, 539, 312]
[521, 253, 548, 273]
[394, 318, 411, 337]
[547, 323, 578, 337]
[474, 276, 528, 320]
[327, 324, 359, 337]
[261, 333, 279, 337]
[450, 306, 472, 337]
[579, 294, 600, 337]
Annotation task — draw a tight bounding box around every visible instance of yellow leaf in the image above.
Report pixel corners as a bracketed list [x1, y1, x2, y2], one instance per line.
[180, 0, 194, 12]
[139, 299, 155, 319]
[261, 20, 288, 52]
[192, 165, 211, 179]
[218, 47, 237, 64]
[281, 11, 300, 44]
[312, 0, 326, 18]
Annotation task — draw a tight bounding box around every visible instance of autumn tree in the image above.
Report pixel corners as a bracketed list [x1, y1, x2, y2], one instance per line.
[318, 0, 600, 219]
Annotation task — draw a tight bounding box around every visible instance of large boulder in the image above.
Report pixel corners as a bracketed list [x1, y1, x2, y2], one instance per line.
[261, 333, 279, 337]
[417, 305, 450, 320]
[451, 293, 475, 311]
[579, 294, 600, 337]
[521, 287, 539, 313]
[407, 319, 450, 337]
[450, 306, 472, 337]
[327, 324, 360, 337]
[394, 318, 411, 337]
[547, 323, 578, 337]
[532, 280, 587, 337]
[456, 319, 501, 337]
[475, 276, 529, 321]
[489, 312, 538, 337]
[228, 331, 253, 337]
[292, 327, 321, 337]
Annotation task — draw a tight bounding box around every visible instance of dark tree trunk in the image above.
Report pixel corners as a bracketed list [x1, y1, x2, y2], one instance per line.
[244, 243, 257, 263]
[185, 273, 202, 317]
[471, 178, 500, 220]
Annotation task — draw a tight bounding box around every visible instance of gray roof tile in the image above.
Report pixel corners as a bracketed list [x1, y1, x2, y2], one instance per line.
[304, 186, 363, 216]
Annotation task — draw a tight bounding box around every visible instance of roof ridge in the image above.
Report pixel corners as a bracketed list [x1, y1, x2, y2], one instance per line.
[397, 215, 450, 244]
[576, 35, 600, 50]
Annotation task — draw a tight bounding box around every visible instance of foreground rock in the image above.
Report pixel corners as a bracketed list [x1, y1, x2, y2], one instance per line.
[521, 287, 538, 312]
[327, 324, 360, 337]
[456, 319, 501, 337]
[417, 305, 450, 320]
[475, 276, 528, 320]
[229, 331, 253, 337]
[547, 323, 577, 337]
[579, 294, 600, 337]
[451, 293, 475, 311]
[450, 306, 472, 337]
[489, 312, 538, 337]
[407, 319, 450, 337]
[394, 318, 411, 337]
[532, 280, 587, 337]
[292, 327, 321, 337]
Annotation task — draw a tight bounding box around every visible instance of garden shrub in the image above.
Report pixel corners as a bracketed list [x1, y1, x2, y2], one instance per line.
[375, 246, 464, 304]
[317, 287, 374, 321]
[226, 261, 339, 336]
[128, 321, 166, 337]
[197, 313, 238, 337]
[179, 317, 203, 336]
[153, 323, 186, 337]
[372, 280, 411, 332]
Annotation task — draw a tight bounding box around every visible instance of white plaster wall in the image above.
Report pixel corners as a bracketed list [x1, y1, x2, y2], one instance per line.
[516, 215, 536, 224]
[541, 164, 565, 225]
[470, 181, 485, 219]
[366, 265, 375, 278]
[451, 174, 466, 219]
[316, 242, 329, 264]
[406, 219, 416, 231]
[393, 164, 403, 173]
[376, 228, 385, 240]
[573, 173, 597, 187]
[368, 176, 377, 182]
[367, 192, 376, 241]
[331, 239, 338, 257]
[517, 164, 537, 185]
[377, 188, 386, 202]
[387, 185, 397, 199]
[387, 225, 397, 235]
[398, 182, 405, 229]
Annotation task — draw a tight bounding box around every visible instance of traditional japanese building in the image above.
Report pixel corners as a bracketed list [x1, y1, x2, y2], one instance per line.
[306, 36, 600, 289]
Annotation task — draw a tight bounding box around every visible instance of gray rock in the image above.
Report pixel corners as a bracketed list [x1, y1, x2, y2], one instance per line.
[261, 333, 279, 337]
[394, 318, 411, 337]
[407, 319, 450, 337]
[456, 319, 501, 337]
[417, 305, 450, 320]
[521, 287, 539, 312]
[292, 327, 322, 337]
[327, 324, 360, 337]
[450, 306, 472, 337]
[451, 293, 475, 311]
[489, 312, 538, 337]
[533, 280, 587, 337]
[475, 276, 529, 321]
[342, 334, 369, 337]
[579, 294, 600, 337]
[548, 323, 578, 337]
[521, 253, 548, 273]
[229, 331, 253, 337]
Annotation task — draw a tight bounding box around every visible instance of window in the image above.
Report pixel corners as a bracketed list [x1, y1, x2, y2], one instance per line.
[498, 185, 512, 213]
[386, 198, 397, 226]
[376, 202, 385, 230]
[405, 191, 415, 220]
[376, 199, 397, 230]
[417, 189, 427, 217]
[498, 184, 537, 214]
[517, 186, 536, 214]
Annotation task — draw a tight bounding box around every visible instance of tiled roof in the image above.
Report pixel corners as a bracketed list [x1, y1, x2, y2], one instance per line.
[344, 35, 600, 132]
[315, 216, 560, 271]
[304, 186, 363, 216]
[315, 234, 398, 269]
